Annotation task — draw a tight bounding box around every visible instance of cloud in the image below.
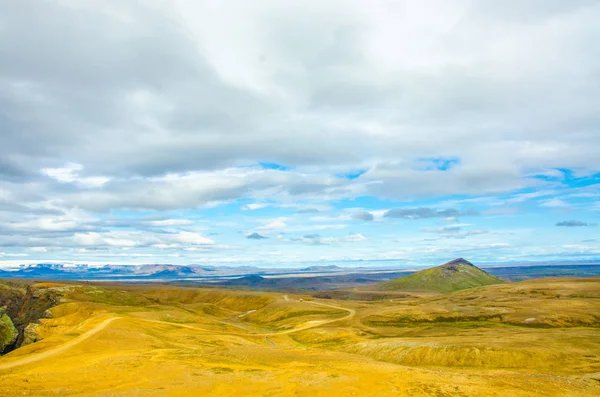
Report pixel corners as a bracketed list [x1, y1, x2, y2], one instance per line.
[384, 207, 478, 220]
[293, 204, 334, 213]
[73, 232, 138, 247]
[246, 232, 268, 240]
[291, 234, 333, 245]
[1, 1, 600, 264]
[1, 1, 599, 197]
[556, 221, 593, 227]
[422, 224, 488, 238]
[344, 233, 367, 242]
[0, 252, 27, 257]
[289, 232, 366, 245]
[7, 218, 85, 233]
[256, 218, 289, 231]
[144, 219, 195, 227]
[352, 211, 374, 221]
[422, 224, 469, 233]
[303, 234, 320, 239]
[241, 203, 269, 211]
[168, 232, 215, 245]
[37, 167, 355, 212]
[304, 224, 347, 231]
[540, 198, 569, 208]
[28, 247, 48, 253]
[42, 163, 109, 188]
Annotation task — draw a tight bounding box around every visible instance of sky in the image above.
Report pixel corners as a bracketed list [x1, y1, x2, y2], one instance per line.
[1, 0, 599, 268]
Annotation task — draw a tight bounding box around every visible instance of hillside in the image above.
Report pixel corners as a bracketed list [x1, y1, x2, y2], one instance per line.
[376, 258, 505, 292]
[0, 278, 599, 395]
[0, 278, 600, 397]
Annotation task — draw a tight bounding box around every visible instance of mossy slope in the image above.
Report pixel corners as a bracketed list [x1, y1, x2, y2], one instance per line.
[376, 258, 505, 292]
[0, 311, 18, 353]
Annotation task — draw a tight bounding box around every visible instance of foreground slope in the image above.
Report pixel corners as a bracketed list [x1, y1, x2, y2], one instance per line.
[0, 278, 598, 396]
[376, 258, 505, 292]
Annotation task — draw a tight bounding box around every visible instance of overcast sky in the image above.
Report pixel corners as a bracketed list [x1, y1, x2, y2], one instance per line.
[1, 0, 599, 267]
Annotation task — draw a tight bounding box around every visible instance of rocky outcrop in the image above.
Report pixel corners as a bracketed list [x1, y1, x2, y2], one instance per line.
[21, 323, 41, 346]
[0, 283, 26, 319]
[0, 308, 19, 353]
[0, 283, 61, 354]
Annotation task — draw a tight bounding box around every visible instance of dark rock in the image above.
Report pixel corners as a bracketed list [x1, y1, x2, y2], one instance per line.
[0, 284, 61, 353]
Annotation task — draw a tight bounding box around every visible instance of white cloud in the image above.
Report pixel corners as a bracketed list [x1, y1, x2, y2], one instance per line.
[0, 252, 28, 257]
[256, 218, 289, 231]
[370, 210, 389, 221]
[241, 203, 269, 210]
[42, 163, 109, 188]
[153, 243, 180, 250]
[8, 218, 81, 232]
[42, 167, 355, 212]
[539, 198, 569, 208]
[145, 219, 195, 227]
[344, 233, 367, 242]
[74, 232, 137, 247]
[168, 231, 214, 245]
[28, 247, 48, 253]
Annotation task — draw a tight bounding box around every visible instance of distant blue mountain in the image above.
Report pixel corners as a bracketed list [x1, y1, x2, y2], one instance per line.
[1, 262, 599, 284]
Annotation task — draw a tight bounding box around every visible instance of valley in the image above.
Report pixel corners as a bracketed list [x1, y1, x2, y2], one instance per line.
[1, 270, 599, 396]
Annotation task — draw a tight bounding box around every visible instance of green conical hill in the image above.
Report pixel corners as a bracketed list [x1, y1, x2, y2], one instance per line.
[376, 258, 505, 293]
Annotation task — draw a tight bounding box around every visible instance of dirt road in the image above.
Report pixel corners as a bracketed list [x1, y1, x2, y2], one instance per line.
[272, 300, 355, 335]
[0, 317, 120, 371]
[0, 299, 352, 369]
[146, 299, 355, 337]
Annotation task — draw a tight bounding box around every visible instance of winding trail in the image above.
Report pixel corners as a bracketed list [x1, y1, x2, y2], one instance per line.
[0, 317, 120, 371]
[274, 301, 356, 335]
[146, 300, 355, 337]
[0, 299, 352, 370]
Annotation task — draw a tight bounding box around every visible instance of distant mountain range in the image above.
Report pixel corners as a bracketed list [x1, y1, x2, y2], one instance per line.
[0, 262, 398, 281]
[300, 265, 342, 272]
[205, 271, 414, 291]
[0, 263, 237, 280]
[1, 261, 600, 289]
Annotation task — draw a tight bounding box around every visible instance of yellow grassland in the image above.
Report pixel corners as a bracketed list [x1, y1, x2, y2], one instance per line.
[0, 277, 599, 396]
